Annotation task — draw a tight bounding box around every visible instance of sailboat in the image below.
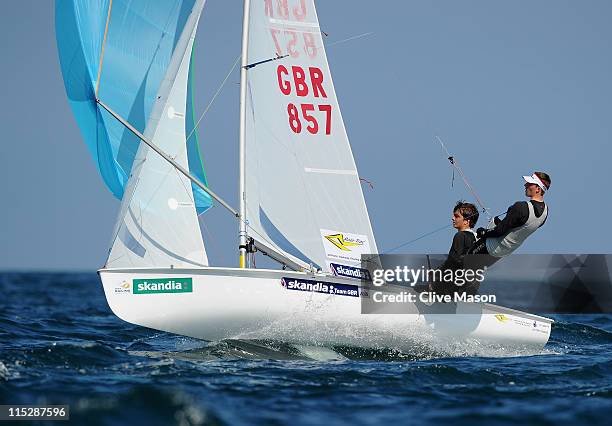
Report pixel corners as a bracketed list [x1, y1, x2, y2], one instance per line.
[56, 0, 552, 354]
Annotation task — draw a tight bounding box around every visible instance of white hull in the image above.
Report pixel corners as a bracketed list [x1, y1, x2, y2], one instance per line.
[99, 267, 552, 354]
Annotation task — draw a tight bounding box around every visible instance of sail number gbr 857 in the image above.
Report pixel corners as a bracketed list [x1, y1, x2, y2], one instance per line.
[277, 64, 332, 135]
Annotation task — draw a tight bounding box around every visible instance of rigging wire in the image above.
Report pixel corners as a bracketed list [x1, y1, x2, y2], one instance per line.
[324, 31, 374, 48]
[185, 54, 241, 143]
[371, 136, 515, 254]
[362, 137, 502, 258]
[378, 209, 507, 255]
[382, 223, 454, 254]
[434, 135, 491, 221]
[300, 31, 374, 58]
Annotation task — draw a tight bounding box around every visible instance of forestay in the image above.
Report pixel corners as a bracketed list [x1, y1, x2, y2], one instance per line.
[244, 0, 377, 271]
[106, 0, 211, 268]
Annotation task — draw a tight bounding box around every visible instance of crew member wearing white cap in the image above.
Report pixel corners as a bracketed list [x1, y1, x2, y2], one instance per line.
[468, 171, 550, 263]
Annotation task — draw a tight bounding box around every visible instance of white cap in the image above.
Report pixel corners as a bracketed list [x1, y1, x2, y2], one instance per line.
[522, 173, 548, 192]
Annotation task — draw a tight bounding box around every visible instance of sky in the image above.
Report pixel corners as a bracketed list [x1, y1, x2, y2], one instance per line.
[1, 0, 611, 270]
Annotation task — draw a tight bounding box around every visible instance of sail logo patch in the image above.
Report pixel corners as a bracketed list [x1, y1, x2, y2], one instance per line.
[330, 263, 372, 281]
[281, 277, 359, 297]
[324, 234, 363, 251]
[133, 278, 193, 294]
[321, 229, 371, 264]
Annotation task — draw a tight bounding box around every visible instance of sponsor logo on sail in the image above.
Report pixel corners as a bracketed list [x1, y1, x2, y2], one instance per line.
[132, 278, 193, 294]
[320, 229, 371, 264]
[324, 233, 364, 251]
[281, 277, 360, 297]
[330, 263, 372, 281]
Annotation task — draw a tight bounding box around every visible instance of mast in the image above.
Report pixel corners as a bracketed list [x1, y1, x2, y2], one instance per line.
[238, 0, 251, 268]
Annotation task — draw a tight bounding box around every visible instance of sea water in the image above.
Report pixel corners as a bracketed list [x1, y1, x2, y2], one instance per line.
[0, 273, 611, 425]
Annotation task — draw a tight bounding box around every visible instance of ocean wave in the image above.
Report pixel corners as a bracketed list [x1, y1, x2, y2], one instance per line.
[2, 273, 612, 425]
[68, 385, 226, 426]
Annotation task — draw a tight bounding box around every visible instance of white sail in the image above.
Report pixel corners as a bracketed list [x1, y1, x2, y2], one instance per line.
[243, 0, 377, 271]
[106, 1, 208, 268]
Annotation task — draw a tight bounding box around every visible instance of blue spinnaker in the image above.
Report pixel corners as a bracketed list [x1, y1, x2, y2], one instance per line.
[186, 47, 213, 214]
[56, 0, 211, 212]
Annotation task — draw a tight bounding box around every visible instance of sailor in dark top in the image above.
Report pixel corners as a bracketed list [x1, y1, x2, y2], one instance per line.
[469, 171, 551, 265]
[442, 230, 477, 270]
[431, 201, 479, 295]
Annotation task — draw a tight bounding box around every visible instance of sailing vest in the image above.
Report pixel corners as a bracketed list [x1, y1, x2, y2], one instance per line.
[486, 201, 548, 257]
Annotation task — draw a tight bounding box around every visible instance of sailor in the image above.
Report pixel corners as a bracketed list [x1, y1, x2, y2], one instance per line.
[429, 201, 479, 295]
[468, 171, 551, 266]
[440, 201, 479, 269]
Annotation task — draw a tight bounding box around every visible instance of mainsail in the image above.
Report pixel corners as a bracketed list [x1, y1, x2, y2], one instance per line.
[243, 0, 377, 271]
[57, 0, 212, 268]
